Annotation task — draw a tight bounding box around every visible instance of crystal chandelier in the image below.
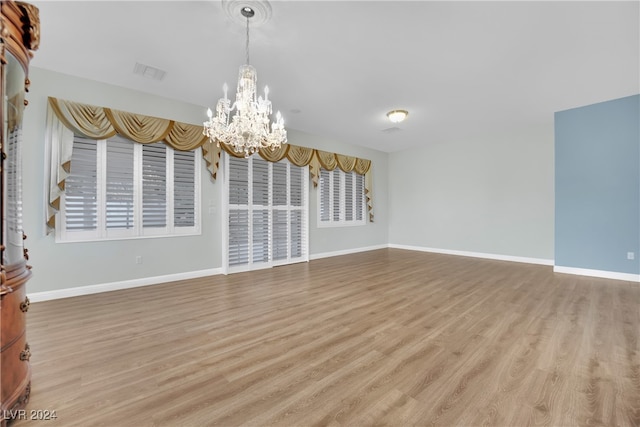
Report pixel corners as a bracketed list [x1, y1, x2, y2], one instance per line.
[203, 6, 286, 158]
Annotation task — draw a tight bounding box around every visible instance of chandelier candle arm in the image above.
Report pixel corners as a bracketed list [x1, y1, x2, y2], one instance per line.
[203, 5, 286, 158]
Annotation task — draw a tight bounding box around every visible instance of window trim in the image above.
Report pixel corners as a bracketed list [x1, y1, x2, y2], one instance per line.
[55, 136, 201, 243]
[317, 168, 366, 228]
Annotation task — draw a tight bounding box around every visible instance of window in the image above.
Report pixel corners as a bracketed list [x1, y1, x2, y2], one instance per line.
[318, 168, 365, 227]
[224, 154, 308, 273]
[57, 134, 200, 241]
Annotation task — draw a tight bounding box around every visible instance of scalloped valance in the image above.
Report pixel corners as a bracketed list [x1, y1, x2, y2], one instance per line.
[46, 97, 373, 232]
[208, 142, 373, 222]
[48, 97, 209, 149]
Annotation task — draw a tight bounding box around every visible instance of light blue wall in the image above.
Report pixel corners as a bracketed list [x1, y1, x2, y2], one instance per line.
[555, 94, 640, 274]
[22, 68, 388, 293]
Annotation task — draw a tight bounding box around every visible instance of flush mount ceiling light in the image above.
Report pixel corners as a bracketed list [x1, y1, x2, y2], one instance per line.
[203, 2, 286, 158]
[387, 109, 408, 123]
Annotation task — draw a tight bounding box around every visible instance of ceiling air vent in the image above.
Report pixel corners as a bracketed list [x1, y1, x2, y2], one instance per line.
[133, 62, 166, 81]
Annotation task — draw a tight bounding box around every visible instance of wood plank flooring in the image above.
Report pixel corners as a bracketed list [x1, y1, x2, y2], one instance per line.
[10, 249, 640, 426]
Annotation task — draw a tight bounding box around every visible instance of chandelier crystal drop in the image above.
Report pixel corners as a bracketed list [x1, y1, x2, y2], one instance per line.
[203, 6, 287, 158]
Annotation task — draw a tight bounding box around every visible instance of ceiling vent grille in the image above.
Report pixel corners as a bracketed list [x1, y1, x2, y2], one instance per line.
[133, 62, 166, 81]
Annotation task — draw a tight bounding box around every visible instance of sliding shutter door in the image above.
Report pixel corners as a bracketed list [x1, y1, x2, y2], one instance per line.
[290, 166, 306, 260]
[224, 153, 308, 273]
[228, 156, 250, 267]
[252, 158, 270, 266]
[272, 161, 288, 262]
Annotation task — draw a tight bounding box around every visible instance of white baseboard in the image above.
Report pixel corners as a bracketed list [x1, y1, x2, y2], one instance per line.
[28, 268, 223, 302]
[388, 243, 554, 266]
[29, 247, 636, 303]
[310, 244, 388, 261]
[553, 266, 640, 282]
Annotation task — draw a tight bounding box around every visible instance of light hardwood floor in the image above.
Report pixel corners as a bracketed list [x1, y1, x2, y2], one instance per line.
[11, 249, 640, 426]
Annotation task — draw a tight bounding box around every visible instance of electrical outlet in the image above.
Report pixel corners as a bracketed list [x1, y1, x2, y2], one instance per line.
[627, 252, 635, 260]
[136, 256, 143, 264]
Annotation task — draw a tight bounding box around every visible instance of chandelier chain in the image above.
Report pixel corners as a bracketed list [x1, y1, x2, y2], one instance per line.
[245, 16, 250, 65]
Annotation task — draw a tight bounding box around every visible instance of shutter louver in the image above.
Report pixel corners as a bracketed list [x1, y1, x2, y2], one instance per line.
[356, 173, 365, 221]
[290, 209, 303, 259]
[65, 136, 98, 231]
[174, 149, 196, 227]
[272, 209, 288, 261]
[106, 137, 135, 230]
[273, 162, 287, 206]
[345, 172, 354, 221]
[290, 167, 303, 207]
[252, 209, 270, 263]
[228, 209, 249, 266]
[229, 156, 249, 205]
[142, 142, 167, 228]
[252, 158, 269, 206]
[319, 170, 330, 222]
[332, 169, 341, 221]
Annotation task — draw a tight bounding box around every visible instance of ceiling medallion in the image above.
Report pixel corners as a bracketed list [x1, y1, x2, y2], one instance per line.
[221, 0, 272, 27]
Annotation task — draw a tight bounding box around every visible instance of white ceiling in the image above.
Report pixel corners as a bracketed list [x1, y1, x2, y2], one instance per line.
[30, 1, 639, 153]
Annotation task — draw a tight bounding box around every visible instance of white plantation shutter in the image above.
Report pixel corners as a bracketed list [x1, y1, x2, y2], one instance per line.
[224, 154, 308, 273]
[319, 169, 330, 222]
[290, 165, 303, 207]
[142, 142, 167, 228]
[106, 137, 135, 230]
[290, 167, 305, 259]
[252, 209, 270, 264]
[272, 162, 287, 206]
[252, 158, 269, 206]
[272, 161, 289, 262]
[227, 156, 250, 266]
[64, 136, 98, 232]
[228, 209, 249, 266]
[272, 209, 288, 261]
[58, 135, 200, 241]
[229, 156, 249, 205]
[332, 169, 341, 221]
[344, 171, 353, 221]
[317, 168, 366, 227]
[174, 149, 196, 228]
[355, 173, 365, 222]
[251, 159, 270, 265]
[290, 209, 303, 258]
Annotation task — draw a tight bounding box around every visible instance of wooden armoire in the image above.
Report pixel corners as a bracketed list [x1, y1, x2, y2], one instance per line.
[0, 1, 39, 424]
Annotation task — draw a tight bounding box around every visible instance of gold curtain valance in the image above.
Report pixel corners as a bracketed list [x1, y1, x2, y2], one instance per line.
[47, 97, 373, 226]
[211, 140, 373, 222]
[48, 97, 209, 150]
[212, 141, 371, 185]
